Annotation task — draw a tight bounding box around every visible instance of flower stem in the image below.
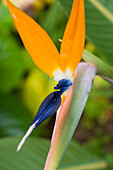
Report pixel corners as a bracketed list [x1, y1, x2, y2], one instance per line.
[83, 49, 113, 84]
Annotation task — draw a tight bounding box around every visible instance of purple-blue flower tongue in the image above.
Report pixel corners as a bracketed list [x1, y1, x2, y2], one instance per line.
[17, 79, 72, 151]
[31, 91, 61, 129]
[54, 79, 72, 90]
[17, 91, 61, 152]
[54, 79, 72, 95]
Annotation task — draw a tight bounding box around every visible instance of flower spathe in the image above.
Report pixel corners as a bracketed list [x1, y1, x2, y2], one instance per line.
[6, 0, 85, 81]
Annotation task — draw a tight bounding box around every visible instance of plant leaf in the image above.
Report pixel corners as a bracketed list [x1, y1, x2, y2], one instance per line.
[42, 0, 67, 50]
[0, 137, 107, 170]
[44, 62, 96, 169]
[0, 93, 33, 137]
[0, 7, 34, 93]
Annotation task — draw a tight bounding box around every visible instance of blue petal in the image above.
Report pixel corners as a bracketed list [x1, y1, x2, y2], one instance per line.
[31, 91, 61, 129]
[54, 79, 72, 95]
[30, 79, 72, 129]
[54, 79, 72, 90]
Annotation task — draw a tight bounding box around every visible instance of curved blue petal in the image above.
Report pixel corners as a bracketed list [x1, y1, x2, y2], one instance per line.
[31, 91, 61, 129]
[54, 79, 72, 95]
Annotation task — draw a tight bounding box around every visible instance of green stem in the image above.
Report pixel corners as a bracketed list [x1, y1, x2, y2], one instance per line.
[82, 49, 113, 84]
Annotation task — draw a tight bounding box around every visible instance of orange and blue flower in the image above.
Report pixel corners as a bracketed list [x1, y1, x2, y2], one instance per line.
[6, 0, 85, 81]
[6, 0, 85, 151]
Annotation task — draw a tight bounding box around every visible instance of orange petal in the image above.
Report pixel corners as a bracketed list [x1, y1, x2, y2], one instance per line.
[61, 94, 66, 106]
[6, 0, 60, 77]
[60, 0, 85, 72]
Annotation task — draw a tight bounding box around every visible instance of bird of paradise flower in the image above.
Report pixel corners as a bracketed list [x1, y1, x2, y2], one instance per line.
[6, 0, 85, 165]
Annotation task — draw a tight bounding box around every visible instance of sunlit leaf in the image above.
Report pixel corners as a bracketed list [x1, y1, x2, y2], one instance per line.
[22, 69, 49, 113]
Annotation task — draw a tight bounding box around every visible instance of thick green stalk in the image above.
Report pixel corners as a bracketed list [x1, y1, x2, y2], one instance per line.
[83, 49, 113, 84]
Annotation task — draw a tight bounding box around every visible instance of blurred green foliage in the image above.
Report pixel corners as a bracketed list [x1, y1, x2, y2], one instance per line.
[0, 137, 106, 170]
[0, 0, 113, 169]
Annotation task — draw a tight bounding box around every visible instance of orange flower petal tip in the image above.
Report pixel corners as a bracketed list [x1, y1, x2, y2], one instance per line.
[6, 0, 60, 77]
[60, 0, 85, 71]
[6, 0, 85, 81]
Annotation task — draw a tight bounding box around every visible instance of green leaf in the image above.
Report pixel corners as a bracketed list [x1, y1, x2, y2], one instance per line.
[0, 6, 35, 93]
[0, 93, 33, 137]
[86, 0, 113, 66]
[0, 7, 11, 20]
[0, 36, 24, 92]
[42, 1, 67, 51]
[0, 137, 107, 170]
[58, 0, 113, 66]
[44, 63, 96, 169]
